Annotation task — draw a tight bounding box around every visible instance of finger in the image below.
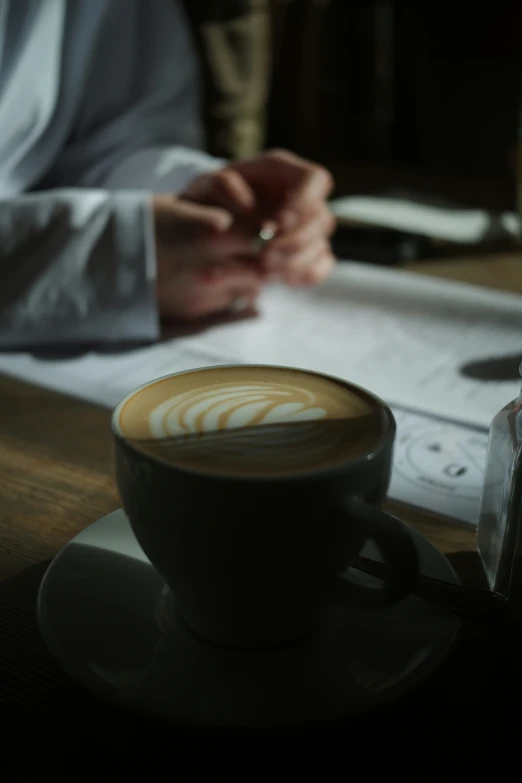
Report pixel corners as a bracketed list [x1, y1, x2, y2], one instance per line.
[232, 149, 334, 223]
[262, 207, 335, 272]
[158, 270, 261, 322]
[185, 263, 262, 319]
[263, 232, 329, 279]
[200, 229, 263, 262]
[290, 250, 336, 288]
[290, 165, 334, 203]
[250, 151, 333, 231]
[157, 221, 264, 281]
[197, 258, 265, 287]
[303, 202, 336, 236]
[155, 195, 234, 239]
[246, 148, 324, 186]
[277, 170, 334, 232]
[259, 149, 334, 204]
[184, 168, 257, 217]
[271, 237, 330, 285]
[270, 201, 335, 239]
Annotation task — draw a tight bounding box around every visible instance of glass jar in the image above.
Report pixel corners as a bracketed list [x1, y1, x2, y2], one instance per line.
[477, 363, 522, 638]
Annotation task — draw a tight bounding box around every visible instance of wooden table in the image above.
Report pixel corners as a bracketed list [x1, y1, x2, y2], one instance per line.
[1, 253, 521, 759]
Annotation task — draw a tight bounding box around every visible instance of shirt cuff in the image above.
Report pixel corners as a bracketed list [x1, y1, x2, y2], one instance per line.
[1, 191, 159, 349]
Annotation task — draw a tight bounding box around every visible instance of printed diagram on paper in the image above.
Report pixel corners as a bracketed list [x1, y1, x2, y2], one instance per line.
[388, 409, 489, 526]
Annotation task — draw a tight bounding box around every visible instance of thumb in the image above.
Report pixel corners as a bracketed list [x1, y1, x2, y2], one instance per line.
[153, 195, 234, 241]
[184, 168, 257, 218]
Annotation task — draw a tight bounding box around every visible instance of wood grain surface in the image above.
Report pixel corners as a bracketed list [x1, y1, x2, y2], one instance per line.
[1, 252, 521, 758]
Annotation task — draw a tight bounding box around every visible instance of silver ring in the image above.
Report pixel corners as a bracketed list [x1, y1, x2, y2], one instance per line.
[251, 226, 276, 253]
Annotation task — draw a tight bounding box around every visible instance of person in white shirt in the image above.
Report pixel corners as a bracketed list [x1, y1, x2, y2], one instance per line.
[0, 0, 335, 348]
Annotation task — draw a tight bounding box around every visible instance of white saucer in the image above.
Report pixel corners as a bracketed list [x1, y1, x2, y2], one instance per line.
[37, 509, 461, 729]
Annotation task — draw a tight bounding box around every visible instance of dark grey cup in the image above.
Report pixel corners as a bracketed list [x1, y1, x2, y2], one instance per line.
[112, 366, 419, 650]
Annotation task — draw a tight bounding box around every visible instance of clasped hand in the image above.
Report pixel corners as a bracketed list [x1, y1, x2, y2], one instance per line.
[153, 149, 336, 321]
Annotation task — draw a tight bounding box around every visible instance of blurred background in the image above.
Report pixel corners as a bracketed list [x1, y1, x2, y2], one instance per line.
[182, 0, 522, 264]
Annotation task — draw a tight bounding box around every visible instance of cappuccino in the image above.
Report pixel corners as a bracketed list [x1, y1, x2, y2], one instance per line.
[114, 366, 386, 476]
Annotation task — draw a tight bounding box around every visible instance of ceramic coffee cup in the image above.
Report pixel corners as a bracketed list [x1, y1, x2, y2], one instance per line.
[112, 364, 419, 650]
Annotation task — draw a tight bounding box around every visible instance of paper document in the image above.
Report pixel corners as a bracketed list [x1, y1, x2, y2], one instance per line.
[178, 263, 522, 429]
[389, 408, 488, 525]
[0, 261, 519, 525]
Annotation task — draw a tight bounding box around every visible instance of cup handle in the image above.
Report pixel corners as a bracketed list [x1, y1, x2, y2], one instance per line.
[325, 499, 420, 609]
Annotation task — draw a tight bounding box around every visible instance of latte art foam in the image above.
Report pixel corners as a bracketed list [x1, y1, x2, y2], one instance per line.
[148, 382, 327, 437]
[115, 367, 386, 476]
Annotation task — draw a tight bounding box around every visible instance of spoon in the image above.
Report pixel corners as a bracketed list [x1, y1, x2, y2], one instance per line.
[353, 555, 507, 622]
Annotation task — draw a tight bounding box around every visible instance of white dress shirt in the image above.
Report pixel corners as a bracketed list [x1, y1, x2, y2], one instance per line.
[0, 0, 222, 348]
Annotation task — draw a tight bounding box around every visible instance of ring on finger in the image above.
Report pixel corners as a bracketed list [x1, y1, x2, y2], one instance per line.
[251, 226, 276, 254]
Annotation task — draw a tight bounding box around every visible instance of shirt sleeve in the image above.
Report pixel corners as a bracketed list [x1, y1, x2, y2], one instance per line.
[2, 0, 228, 350]
[0, 189, 159, 349]
[40, 0, 226, 195]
